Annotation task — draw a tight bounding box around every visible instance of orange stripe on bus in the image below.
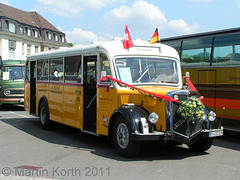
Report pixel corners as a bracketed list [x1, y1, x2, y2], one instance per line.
[202, 98, 240, 110]
[216, 115, 240, 120]
[202, 98, 215, 107]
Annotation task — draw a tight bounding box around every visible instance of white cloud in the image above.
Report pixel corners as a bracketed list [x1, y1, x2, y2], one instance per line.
[35, 0, 82, 17]
[81, 0, 125, 10]
[52, 0, 204, 44]
[35, 0, 123, 17]
[105, 0, 167, 24]
[167, 19, 199, 35]
[103, 0, 201, 39]
[237, 1, 240, 7]
[64, 27, 107, 44]
[103, 0, 167, 35]
[0, 0, 9, 5]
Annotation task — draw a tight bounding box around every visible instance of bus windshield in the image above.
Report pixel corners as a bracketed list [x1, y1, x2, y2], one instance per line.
[1, 66, 25, 81]
[115, 57, 179, 84]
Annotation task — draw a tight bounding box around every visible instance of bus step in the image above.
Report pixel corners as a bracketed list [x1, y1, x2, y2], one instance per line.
[81, 130, 99, 136]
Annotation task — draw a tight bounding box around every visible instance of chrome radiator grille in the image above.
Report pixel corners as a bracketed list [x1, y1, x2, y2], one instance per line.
[167, 90, 202, 137]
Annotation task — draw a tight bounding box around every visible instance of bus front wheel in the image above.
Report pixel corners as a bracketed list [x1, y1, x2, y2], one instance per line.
[39, 101, 52, 130]
[113, 116, 141, 157]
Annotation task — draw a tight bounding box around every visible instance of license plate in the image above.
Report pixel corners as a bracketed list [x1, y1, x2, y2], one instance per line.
[209, 130, 223, 137]
[19, 99, 24, 102]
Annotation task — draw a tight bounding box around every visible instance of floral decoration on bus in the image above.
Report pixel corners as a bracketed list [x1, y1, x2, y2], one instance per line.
[177, 96, 205, 123]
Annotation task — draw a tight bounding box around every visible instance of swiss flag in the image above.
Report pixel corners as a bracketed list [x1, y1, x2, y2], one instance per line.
[123, 25, 134, 49]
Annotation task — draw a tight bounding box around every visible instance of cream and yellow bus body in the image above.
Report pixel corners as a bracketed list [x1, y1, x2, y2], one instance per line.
[25, 39, 222, 157]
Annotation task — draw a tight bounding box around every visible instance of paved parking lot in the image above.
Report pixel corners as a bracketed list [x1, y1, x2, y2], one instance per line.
[0, 105, 240, 180]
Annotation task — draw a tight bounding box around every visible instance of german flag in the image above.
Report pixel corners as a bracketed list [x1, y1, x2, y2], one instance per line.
[150, 28, 160, 44]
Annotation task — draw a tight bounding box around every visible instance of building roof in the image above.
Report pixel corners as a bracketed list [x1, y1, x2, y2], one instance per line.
[0, 3, 62, 33]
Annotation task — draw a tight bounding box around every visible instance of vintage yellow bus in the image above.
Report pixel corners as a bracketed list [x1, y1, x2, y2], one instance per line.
[24, 39, 223, 157]
[162, 28, 240, 132]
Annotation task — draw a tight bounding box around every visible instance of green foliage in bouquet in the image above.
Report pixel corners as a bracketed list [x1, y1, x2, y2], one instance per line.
[177, 96, 205, 123]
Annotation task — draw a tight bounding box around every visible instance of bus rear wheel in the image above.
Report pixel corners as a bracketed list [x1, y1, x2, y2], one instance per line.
[113, 116, 141, 157]
[39, 101, 52, 130]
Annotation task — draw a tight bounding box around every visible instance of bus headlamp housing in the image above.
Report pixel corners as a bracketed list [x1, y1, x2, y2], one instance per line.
[208, 111, 216, 122]
[148, 112, 159, 124]
[4, 89, 11, 96]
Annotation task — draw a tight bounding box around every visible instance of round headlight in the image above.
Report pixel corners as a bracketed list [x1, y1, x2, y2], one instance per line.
[148, 112, 159, 124]
[4, 89, 11, 96]
[208, 111, 216, 122]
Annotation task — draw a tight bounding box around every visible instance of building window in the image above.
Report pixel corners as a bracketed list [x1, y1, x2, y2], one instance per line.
[19, 26, 23, 34]
[35, 46, 39, 53]
[27, 45, 31, 55]
[62, 36, 65, 43]
[43, 46, 48, 51]
[49, 33, 52, 40]
[9, 40, 16, 58]
[55, 35, 58, 41]
[9, 22, 16, 33]
[22, 43, 24, 55]
[33, 29, 38, 38]
[35, 31, 38, 38]
[27, 29, 31, 36]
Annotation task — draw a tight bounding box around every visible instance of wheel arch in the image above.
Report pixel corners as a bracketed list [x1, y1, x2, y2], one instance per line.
[108, 106, 149, 140]
[37, 96, 48, 117]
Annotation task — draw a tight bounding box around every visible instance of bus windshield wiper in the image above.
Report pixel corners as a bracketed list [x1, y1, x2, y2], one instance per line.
[135, 69, 148, 83]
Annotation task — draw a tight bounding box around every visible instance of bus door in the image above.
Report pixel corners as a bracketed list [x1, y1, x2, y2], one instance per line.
[198, 70, 216, 111]
[30, 61, 36, 114]
[83, 56, 97, 131]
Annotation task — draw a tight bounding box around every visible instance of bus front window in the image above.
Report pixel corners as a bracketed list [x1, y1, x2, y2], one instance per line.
[1, 66, 25, 80]
[115, 57, 179, 85]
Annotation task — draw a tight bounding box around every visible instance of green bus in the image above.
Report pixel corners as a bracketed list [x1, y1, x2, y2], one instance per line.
[0, 59, 25, 106]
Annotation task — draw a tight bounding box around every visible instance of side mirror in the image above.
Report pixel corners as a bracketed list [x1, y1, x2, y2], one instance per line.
[182, 72, 190, 89]
[101, 71, 106, 79]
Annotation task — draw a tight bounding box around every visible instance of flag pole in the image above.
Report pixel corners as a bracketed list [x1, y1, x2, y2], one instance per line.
[157, 26, 160, 43]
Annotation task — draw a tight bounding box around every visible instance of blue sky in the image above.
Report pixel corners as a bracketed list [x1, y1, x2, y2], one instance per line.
[1, 0, 240, 44]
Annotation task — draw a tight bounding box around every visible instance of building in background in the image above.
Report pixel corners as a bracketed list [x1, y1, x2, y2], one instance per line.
[0, 3, 68, 60]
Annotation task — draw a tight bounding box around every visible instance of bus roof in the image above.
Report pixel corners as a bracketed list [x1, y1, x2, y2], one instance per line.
[162, 27, 240, 41]
[27, 39, 179, 61]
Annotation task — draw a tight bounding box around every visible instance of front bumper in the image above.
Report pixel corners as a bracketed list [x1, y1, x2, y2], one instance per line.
[0, 98, 24, 105]
[132, 127, 223, 145]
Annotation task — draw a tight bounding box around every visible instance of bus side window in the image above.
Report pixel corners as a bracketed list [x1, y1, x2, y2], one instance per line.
[49, 57, 63, 81]
[213, 34, 240, 66]
[181, 37, 212, 68]
[65, 55, 82, 83]
[25, 61, 30, 81]
[37, 59, 48, 81]
[100, 54, 111, 82]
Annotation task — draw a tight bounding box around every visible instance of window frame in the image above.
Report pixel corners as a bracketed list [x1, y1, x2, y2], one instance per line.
[9, 22, 16, 33]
